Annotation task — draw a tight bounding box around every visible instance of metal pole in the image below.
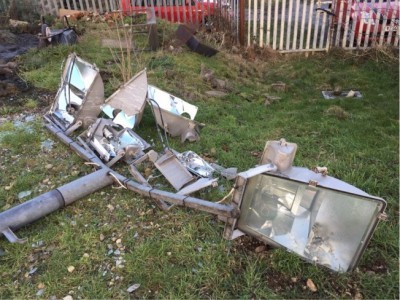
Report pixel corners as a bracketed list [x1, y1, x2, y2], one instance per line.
[0, 168, 114, 243]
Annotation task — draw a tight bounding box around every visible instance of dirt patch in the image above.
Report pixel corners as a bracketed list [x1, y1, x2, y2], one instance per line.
[0, 30, 40, 101]
[0, 31, 38, 62]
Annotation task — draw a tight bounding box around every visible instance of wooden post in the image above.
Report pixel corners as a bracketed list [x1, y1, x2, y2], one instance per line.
[239, 0, 244, 45]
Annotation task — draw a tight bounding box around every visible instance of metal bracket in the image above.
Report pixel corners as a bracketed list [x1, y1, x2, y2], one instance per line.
[378, 212, 388, 221]
[65, 120, 83, 136]
[2, 227, 27, 244]
[308, 180, 318, 187]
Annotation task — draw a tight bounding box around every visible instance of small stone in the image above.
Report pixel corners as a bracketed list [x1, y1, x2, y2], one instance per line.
[306, 278, 317, 292]
[127, 283, 140, 293]
[36, 289, 45, 296]
[99, 234, 105, 241]
[67, 266, 75, 273]
[205, 90, 227, 98]
[107, 204, 114, 212]
[167, 252, 172, 256]
[271, 81, 287, 92]
[83, 253, 89, 258]
[38, 282, 45, 289]
[255, 245, 266, 253]
[63, 296, 73, 300]
[45, 164, 53, 170]
[116, 238, 122, 245]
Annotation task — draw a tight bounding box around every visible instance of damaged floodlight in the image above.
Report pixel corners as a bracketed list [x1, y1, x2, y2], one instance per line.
[154, 149, 196, 190]
[260, 139, 297, 172]
[177, 151, 215, 178]
[147, 85, 204, 142]
[47, 53, 104, 134]
[85, 118, 150, 165]
[224, 163, 386, 273]
[102, 69, 148, 128]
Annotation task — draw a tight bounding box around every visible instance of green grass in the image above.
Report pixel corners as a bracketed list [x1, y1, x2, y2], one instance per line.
[0, 23, 398, 299]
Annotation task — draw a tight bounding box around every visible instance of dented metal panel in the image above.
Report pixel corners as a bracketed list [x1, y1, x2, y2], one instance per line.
[103, 69, 148, 128]
[154, 149, 196, 190]
[147, 85, 204, 142]
[49, 53, 104, 132]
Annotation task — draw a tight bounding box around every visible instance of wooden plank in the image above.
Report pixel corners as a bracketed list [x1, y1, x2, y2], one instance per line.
[312, 8, 320, 50]
[279, 0, 286, 50]
[391, 0, 399, 46]
[91, 0, 97, 12]
[319, 10, 327, 49]
[247, 0, 251, 46]
[362, 0, 375, 49]
[84, 0, 90, 11]
[259, 0, 265, 47]
[266, 0, 271, 46]
[52, 0, 60, 15]
[40, 0, 46, 14]
[378, 0, 390, 45]
[175, 0, 180, 23]
[104, 0, 110, 12]
[65, 0, 71, 9]
[356, 0, 367, 47]
[187, 0, 192, 23]
[341, 0, 352, 47]
[286, 0, 293, 50]
[98, 0, 104, 13]
[253, 0, 257, 45]
[299, 0, 307, 49]
[72, 0, 78, 10]
[272, 0, 278, 49]
[181, 0, 186, 24]
[79, 0, 84, 10]
[304, 0, 314, 51]
[292, 0, 300, 50]
[169, 0, 174, 23]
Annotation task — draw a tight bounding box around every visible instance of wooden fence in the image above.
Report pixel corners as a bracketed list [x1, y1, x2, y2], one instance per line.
[2, 0, 398, 52]
[246, 0, 399, 52]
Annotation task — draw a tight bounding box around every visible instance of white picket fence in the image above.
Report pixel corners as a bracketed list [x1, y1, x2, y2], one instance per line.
[247, 0, 399, 52]
[1, 0, 398, 52]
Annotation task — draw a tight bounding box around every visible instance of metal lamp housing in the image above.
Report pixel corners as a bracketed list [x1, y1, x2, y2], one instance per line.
[226, 165, 386, 272]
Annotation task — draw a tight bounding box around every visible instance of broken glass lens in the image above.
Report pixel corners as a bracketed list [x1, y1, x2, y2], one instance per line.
[237, 173, 386, 272]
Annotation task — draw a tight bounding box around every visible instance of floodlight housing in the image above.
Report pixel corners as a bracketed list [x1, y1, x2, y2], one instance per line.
[224, 165, 386, 272]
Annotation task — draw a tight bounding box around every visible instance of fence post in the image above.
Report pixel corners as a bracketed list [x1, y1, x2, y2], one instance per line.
[239, 0, 244, 45]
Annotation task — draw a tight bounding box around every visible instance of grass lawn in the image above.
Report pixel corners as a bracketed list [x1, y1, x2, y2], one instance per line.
[0, 20, 398, 299]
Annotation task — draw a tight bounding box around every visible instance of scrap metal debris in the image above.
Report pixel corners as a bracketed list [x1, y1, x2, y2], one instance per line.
[177, 151, 215, 178]
[147, 85, 204, 143]
[47, 53, 104, 133]
[322, 90, 362, 99]
[85, 118, 150, 165]
[102, 69, 148, 128]
[0, 53, 387, 275]
[176, 24, 218, 57]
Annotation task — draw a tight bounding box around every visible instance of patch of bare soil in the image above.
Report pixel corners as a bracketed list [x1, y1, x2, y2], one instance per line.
[0, 30, 52, 111]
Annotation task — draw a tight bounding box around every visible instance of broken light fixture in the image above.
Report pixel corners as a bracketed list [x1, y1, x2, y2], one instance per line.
[102, 69, 148, 129]
[85, 118, 150, 166]
[224, 141, 386, 272]
[48, 53, 104, 134]
[147, 85, 204, 142]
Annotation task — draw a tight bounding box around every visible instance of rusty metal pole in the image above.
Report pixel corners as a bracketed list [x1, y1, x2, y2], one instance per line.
[239, 0, 245, 45]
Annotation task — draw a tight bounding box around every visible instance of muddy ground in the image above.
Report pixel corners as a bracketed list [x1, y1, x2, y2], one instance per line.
[0, 30, 54, 110]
